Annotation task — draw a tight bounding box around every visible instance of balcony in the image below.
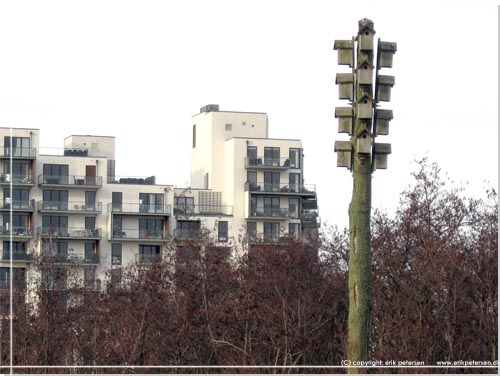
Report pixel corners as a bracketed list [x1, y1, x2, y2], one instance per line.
[174, 228, 207, 240]
[0, 199, 35, 212]
[245, 157, 296, 170]
[110, 229, 166, 242]
[248, 207, 289, 220]
[0, 174, 35, 186]
[0, 147, 36, 160]
[38, 201, 102, 214]
[0, 227, 33, 239]
[41, 253, 100, 265]
[108, 203, 171, 216]
[245, 182, 316, 197]
[37, 175, 102, 189]
[301, 211, 321, 228]
[1, 250, 34, 263]
[173, 204, 233, 216]
[37, 227, 102, 240]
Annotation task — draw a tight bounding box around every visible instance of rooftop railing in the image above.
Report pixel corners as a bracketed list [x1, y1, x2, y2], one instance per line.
[245, 157, 298, 169]
[249, 207, 289, 219]
[38, 175, 103, 187]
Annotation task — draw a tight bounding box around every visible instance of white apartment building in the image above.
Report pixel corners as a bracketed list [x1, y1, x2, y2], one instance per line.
[0, 104, 319, 294]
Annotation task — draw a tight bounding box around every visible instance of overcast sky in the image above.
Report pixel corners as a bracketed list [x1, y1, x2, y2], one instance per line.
[0, 0, 497, 228]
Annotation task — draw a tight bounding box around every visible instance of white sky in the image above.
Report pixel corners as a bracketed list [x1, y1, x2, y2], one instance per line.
[0, 0, 497, 228]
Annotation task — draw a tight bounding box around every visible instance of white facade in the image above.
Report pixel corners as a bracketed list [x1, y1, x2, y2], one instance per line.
[0, 105, 319, 294]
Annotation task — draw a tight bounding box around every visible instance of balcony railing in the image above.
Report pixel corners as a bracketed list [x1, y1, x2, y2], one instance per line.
[135, 253, 162, 264]
[249, 207, 289, 219]
[174, 228, 207, 240]
[38, 201, 102, 213]
[0, 174, 34, 185]
[38, 175, 102, 187]
[108, 203, 171, 215]
[0, 147, 36, 159]
[173, 204, 233, 216]
[0, 199, 35, 211]
[246, 182, 316, 195]
[42, 253, 100, 265]
[245, 157, 297, 169]
[1, 250, 34, 262]
[0, 227, 33, 237]
[108, 176, 156, 185]
[301, 211, 321, 228]
[111, 229, 165, 241]
[38, 227, 102, 239]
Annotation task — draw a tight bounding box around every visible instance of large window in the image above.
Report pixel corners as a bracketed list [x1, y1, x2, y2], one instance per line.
[289, 148, 300, 169]
[289, 173, 301, 193]
[289, 198, 300, 219]
[84, 243, 96, 261]
[264, 147, 280, 167]
[3, 136, 30, 157]
[3, 214, 29, 235]
[139, 218, 164, 239]
[112, 192, 123, 211]
[139, 193, 164, 213]
[289, 223, 300, 239]
[247, 221, 257, 242]
[176, 220, 200, 238]
[4, 162, 31, 183]
[247, 146, 258, 166]
[85, 191, 96, 211]
[42, 190, 68, 210]
[4, 188, 30, 209]
[112, 244, 122, 266]
[174, 196, 195, 214]
[42, 216, 68, 233]
[2, 241, 25, 260]
[139, 245, 160, 263]
[264, 197, 280, 217]
[43, 164, 69, 184]
[263, 222, 279, 242]
[218, 221, 228, 242]
[264, 172, 280, 192]
[247, 171, 258, 191]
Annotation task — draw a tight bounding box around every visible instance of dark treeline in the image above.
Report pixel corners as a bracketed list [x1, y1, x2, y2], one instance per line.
[1, 159, 497, 373]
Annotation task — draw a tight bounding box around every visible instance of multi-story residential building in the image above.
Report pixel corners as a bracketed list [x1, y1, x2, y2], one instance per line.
[0, 104, 319, 296]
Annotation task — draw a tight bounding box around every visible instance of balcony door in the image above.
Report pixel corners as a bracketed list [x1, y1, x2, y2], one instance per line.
[86, 165, 96, 186]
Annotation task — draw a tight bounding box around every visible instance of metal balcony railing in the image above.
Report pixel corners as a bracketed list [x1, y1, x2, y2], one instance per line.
[246, 182, 316, 194]
[0, 174, 34, 185]
[0, 199, 35, 211]
[111, 229, 165, 240]
[108, 203, 171, 215]
[0, 147, 36, 158]
[173, 204, 233, 216]
[249, 207, 289, 219]
[37, 227, 102, 239]
[38, 201, 102, 213]
[1, 250, 34, 261]
[38, 175, 102, 187]
[245, 157, 297, 169]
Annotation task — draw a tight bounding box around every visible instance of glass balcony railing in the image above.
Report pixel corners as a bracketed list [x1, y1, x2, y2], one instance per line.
[0, 199, 35, 211]
[42, 253, 100, 264]
[37, 227, 102, 239]
[249, 207, 289, 219]
[245, 157, 298, 169]
[0, 174, 34, 185]
[108, 203, 171, 215]
[173, 204, 233, 216]
[1, 250, 34, 261]
[174, 228, 206, 240]
[135, 253, 162, 264]
[38, 175, 102, 187]
[0, 147, 36, 159]
[111, 229, 165, 241]
[246, 182, 316, 194]
[38, 201, 102, 213]
[0, 227, 32, 237]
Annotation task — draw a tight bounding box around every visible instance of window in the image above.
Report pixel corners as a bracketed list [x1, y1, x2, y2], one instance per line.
[139, 193, 164, 213]
[264, 147, 280, 167]
[139, 218, 164, 239]
[85, 191, 96, 211]
[264, 222, 279, 242]
[247, 146, 257, 157]
[2, 241, 25, 260]
[112, 244, 122, 265]
[289, 198, 300, 219]
[113, 217, 123, 237]
[250, 196, 257, 216]
[218, 221, 228, 242]
[264, 197, 280, 217]
[264, 172, 280, 192]
[0, 267, 25, 290]
[176, 220, 200, 238]
[247, 171, 257, 191]
[225, 124, 232, 131]
[139, 245, 160, 263]
[4, 188, 30, 209]
[3, 136, 30, 157]
[3, 214, 29, 235]
[42, 216, 68, 233]
[289, 223, 300, 239]
[4, 162, 31, 183]
[112, 192, 122, 212]
[247, 146, 258, 167]
[42, 190, 68, 210]
[192, 125, 196, 148]
[289, 173, 301, 193]
[84, 269, 95, 289]
[174, 196, 195, 214]
[289, 148, 300, 168]
[247, 221, 257, 242]
[43, 164, 69, 185]
[84, 243, 95, 261]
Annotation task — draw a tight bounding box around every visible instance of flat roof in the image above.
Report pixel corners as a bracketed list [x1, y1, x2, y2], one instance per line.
[192, 110, 267, 117]
[0, 127, 39, 131]
[64, 135, 116, 140]
[227, 136, 301, 142]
